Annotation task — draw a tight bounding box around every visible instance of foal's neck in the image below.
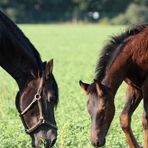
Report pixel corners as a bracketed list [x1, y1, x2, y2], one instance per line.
[101, 70, 125, 96]
[101, 49, 130, 96]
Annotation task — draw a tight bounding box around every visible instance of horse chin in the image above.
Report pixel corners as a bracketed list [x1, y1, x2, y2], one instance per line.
[32, 138, 55, 148]
[45, 138, 57, 148]
[45, 140, 56, 148]
[31, 129, 57, 148]
[45, 129, 57, 146]
[45, 142, 52, 148]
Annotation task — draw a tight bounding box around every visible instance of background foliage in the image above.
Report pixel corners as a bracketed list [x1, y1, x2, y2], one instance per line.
[0, 0, 147, 24]
[0, 24, 143, 147]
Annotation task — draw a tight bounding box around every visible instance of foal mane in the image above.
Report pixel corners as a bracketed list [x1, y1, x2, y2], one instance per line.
[95, 24, 148, 81]
[0, 10, 42, 73]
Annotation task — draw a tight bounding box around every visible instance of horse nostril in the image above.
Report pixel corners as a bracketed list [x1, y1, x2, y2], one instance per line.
[46, 138, 57, 148]
[51, 138, 57, 146]
[96, 141, 100, 147]
[96, 138, 105, 147]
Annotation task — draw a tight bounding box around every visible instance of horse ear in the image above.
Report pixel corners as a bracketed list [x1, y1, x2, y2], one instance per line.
[94, 80, 103, 97]
[79, 80, 89, 94]
[45, 59, 53, 78]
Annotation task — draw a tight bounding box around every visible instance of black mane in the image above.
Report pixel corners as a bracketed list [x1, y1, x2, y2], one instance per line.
[95, 24, 148, 81]
[0, 10, 42, 73]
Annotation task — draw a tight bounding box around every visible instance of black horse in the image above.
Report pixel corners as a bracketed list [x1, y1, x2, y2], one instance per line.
[0, 11, 58, 148]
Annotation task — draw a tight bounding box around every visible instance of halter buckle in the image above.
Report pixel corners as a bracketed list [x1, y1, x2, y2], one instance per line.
[35, 94, 41, 100]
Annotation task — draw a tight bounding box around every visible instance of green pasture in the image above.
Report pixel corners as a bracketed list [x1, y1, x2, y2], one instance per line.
[0, 24, 143, 148]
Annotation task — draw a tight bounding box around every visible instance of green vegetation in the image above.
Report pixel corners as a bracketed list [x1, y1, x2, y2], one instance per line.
[0, 0, 148, 24]
[0, 25, 143, 148]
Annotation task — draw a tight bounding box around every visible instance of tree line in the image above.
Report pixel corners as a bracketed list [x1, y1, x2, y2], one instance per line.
[0, 0, 148, 24]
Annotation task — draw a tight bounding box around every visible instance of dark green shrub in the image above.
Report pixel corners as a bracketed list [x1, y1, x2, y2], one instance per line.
[111, 3, 148, 25]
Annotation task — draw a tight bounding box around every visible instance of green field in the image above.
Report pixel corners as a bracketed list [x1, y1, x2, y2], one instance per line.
[0, 24, 144, 148]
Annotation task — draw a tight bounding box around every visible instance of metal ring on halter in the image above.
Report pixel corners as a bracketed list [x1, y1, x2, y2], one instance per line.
[35, 94, 41, 100]
[19, 77, 57, 134]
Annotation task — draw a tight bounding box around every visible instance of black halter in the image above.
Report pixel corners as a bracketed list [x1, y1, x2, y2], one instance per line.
[19, 77, 57, 134]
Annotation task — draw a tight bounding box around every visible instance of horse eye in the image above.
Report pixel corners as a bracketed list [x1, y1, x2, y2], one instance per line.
[49, 96, 55, 102]
[97, 110, 105, 121]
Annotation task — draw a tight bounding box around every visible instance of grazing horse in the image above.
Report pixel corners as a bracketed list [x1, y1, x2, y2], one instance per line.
[80, 24, 148, 148]
[0, 11, 58, 148]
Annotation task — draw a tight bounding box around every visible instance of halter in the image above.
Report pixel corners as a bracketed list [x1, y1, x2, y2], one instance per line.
[19, 77, 57, 134]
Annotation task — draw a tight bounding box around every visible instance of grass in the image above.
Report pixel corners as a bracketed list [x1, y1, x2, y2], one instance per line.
[0, 24, 144, 148]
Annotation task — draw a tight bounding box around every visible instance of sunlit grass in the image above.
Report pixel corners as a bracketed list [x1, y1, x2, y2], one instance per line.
[0, 24, 143, 147]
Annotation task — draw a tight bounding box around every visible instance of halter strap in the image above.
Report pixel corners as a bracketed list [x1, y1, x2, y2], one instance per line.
[19, 77, 57, 134]
[20, 77, 43, 115]
[20, 93, 41, 115]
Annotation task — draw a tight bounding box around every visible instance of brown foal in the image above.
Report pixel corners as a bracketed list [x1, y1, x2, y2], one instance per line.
[80, 24, 148, 148]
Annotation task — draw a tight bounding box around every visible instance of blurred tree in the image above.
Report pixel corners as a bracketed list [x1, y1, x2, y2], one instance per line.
[87, 0, 132, 17]
[134, 0, 148, 6]
[70, 0, 88, 22]
[0, 0, 147, 24]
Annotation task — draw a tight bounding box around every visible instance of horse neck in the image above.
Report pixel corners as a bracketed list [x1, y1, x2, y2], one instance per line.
[0, 12, 42, 91]
[1, 62, 40, 91]
[0, 46, 41, 91]
[102, 70, 125, 97]
[101, 49, 130, 97]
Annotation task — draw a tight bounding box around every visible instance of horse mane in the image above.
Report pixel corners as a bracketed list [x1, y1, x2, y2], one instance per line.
[95, 24, 148, 81]
[0, 10, 42, 74]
